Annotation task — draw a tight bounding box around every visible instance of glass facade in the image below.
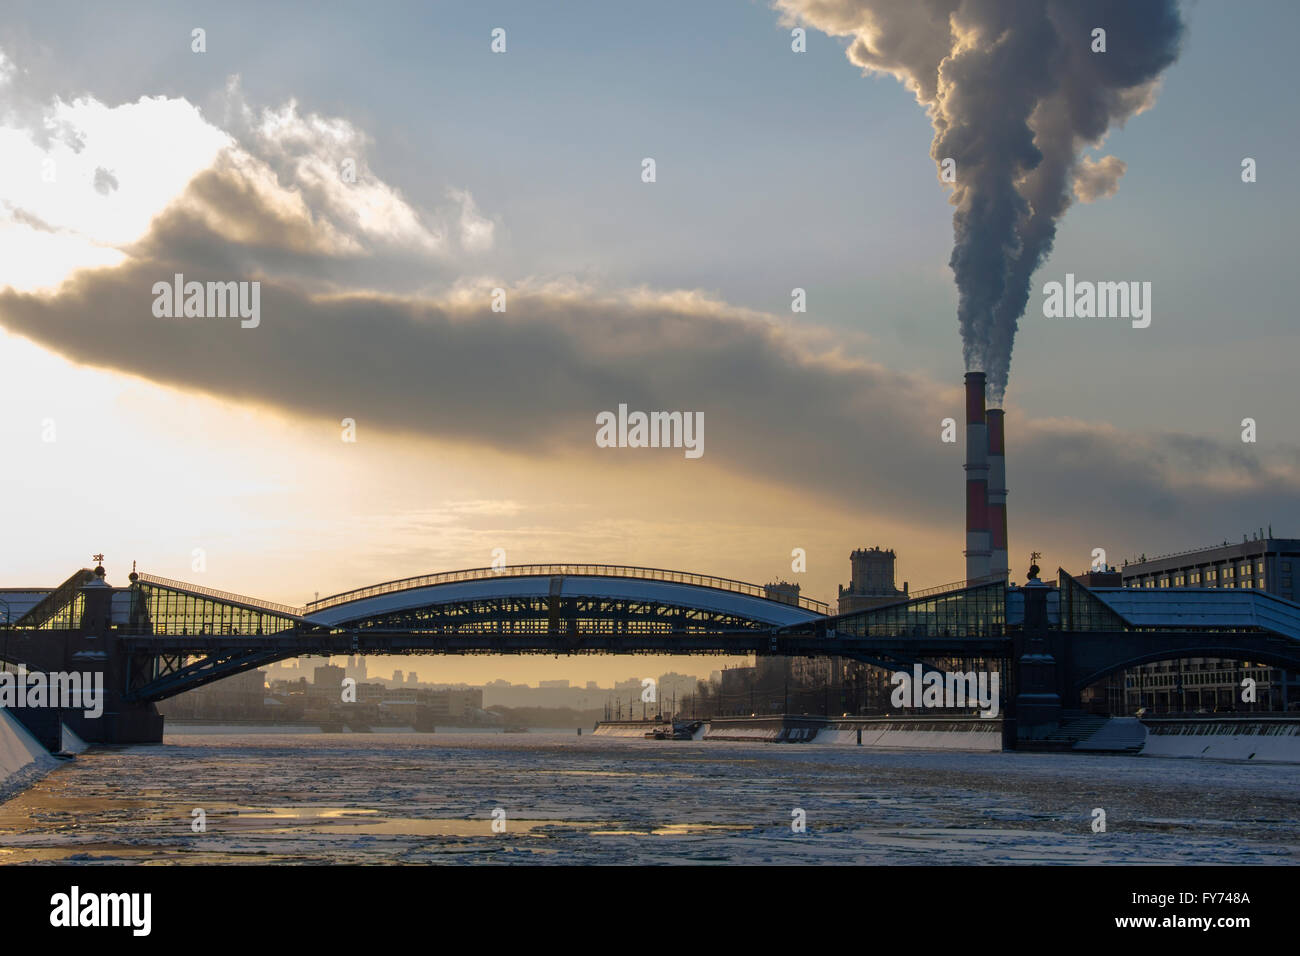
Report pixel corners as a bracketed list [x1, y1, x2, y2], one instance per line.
[1059, 572, 1127, 632]
[832, 581, 1004, 638]
[33, 590, 85, 630]
[132, 583, 299, 636]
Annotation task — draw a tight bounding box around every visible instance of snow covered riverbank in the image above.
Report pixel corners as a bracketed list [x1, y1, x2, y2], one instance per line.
[0, 709, 59, 803]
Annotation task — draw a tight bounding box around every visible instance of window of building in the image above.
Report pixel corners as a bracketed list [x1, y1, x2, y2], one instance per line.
[1206, 569, 1217, 580]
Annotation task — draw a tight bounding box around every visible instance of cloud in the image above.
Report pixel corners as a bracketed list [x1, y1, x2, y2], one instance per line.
[234, 94, 445, 254]
[450, 188, 495, 254]
[1, 147, 1297, 562]
[92, 166, 119, 195]
[0, 41, 1293, 566]
[0, 59, 498, 296]
[0, 92, 231, 241]
[1072, 154, 1126, 202]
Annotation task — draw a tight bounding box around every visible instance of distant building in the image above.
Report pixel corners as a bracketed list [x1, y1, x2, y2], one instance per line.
[818, 548, 913, 714]
[763, 581, 801, 606]
[313, 663, 345, 687]
[837, 547, 908, 614]
[343, 655, 368, 682]
[158, 668, 267, 720]
[1121, 536, 1300, 599]
[719, 665, 757, 716]
[426, 688, 483, 720]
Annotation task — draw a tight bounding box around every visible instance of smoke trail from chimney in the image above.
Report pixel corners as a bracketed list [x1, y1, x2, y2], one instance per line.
[773, 0, 1184, 401]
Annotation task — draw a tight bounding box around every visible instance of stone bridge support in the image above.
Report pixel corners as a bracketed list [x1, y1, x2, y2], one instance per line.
[2, 580, 163, 746]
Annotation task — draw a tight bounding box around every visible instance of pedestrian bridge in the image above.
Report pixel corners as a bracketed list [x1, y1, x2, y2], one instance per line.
[111, 564, 827, 640]
[2, 563, 830, 707]
[4, 562, 1300, 746]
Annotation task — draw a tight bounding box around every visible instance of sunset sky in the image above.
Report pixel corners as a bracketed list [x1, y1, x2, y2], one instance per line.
[2, 1, 1297, 686]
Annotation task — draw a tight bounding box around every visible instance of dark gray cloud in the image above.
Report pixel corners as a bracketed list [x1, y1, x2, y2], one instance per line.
[1, 160, 1296, 564]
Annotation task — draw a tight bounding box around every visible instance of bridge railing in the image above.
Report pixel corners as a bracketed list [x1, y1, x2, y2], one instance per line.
[905, 573, 1008, 600]
[134, 572, 305, 618]
[305, 564, 831, 615]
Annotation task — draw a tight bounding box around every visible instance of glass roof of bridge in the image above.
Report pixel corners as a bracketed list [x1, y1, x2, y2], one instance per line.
[796, 579, 1007, 638]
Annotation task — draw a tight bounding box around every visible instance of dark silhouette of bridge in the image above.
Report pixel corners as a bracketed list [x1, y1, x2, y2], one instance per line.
[3, 560, 1299, 748]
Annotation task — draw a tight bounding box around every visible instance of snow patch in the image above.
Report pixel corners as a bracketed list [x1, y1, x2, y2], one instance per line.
[0, 708, 59, 800]
[60, 722, 89, 755]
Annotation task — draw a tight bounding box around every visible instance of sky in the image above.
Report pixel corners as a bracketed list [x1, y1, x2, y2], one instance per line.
[1, 1, 1297, 686]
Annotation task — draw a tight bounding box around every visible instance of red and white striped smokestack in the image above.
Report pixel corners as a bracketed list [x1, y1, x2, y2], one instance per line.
[964, 371, 991, 581]
[986, 408, 1009, 580]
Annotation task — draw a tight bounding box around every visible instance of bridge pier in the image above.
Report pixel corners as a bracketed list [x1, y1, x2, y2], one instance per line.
[1011, 581, 1063, 744]
[3, 570, 165, 746]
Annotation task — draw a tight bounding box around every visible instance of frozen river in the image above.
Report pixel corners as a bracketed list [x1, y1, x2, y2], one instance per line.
[1, 732, 1296, 864]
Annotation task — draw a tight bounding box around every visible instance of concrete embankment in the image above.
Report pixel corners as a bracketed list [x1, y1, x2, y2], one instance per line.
[0, 708, 61, 801]
[585, 714, 1300, 759]
[591, 720, 661, 738]
[703, 716, 1002, 749]
[705, 716, 822, 742]
[1137, 717, 1300, 762]
[816, 717, 1003, 751]
[595, 715, 1001, 748]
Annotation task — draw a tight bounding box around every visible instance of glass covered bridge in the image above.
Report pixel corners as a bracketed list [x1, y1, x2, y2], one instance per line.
[3, 563, 829, 706]
[4, 562, 1299, 744]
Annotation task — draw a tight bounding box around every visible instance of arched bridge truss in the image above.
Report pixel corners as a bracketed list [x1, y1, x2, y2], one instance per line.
[111, 566, 827, 701]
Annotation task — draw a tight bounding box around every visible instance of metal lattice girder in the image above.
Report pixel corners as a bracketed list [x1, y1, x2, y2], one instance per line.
[335, 595, 770, 635]
[126, 648, 286, 701]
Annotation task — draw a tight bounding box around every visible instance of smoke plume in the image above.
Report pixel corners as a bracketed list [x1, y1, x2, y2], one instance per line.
[775, 0, 1184, 402]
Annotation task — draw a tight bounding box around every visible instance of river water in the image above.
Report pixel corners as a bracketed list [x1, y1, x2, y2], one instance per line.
[1, 731, 1296, 864]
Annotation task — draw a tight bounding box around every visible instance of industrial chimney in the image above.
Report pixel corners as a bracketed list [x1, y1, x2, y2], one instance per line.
[986, 407, 1008, 580]
[964, 372, 991, 581]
